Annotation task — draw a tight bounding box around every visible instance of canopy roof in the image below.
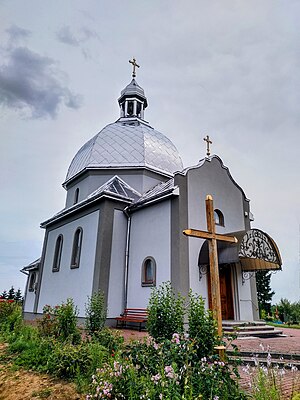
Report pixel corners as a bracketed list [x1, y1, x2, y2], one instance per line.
[199, 229, 282, 272]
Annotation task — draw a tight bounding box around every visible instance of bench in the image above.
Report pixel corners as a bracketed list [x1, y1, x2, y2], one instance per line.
[115, 308, 148, 331]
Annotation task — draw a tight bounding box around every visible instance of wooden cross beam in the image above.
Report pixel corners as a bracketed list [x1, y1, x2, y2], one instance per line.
[183, 194, 237, 337]
[129, 57, 140, 78]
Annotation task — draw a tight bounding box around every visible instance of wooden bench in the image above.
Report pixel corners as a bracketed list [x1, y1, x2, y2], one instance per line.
[115, 308, 148, 331]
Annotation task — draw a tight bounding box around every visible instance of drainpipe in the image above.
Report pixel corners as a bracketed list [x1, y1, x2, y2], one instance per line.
[123, 206, 131, 310]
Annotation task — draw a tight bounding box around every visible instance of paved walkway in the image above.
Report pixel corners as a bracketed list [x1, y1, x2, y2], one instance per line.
[113, 327, 300, 398]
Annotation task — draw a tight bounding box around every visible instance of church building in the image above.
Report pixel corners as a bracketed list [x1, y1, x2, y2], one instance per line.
[22, 61, 282, 323]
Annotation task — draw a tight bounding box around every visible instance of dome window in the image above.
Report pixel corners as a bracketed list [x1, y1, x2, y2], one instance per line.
[74, 188, 79, 205]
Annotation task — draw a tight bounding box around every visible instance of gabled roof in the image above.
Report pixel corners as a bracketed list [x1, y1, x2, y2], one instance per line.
[129, 178, 179, 210]
[41, 176, 141, 228]
[21, 258, 41, 273]
[177, 155, 249, 201]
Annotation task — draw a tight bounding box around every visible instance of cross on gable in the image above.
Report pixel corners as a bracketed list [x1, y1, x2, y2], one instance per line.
[129, 57, 140, 78]
[183, 194, 237, 337]
[203, 135, 212, 157]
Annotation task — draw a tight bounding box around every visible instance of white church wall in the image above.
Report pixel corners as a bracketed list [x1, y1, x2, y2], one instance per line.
[185, 158, 254, 319]
[127, 201, 171, 309]
[236, 263, 256, 320]
[107, 210, 127, 318]
[37, 211, 99, 317]
[23, 273, 38, 312]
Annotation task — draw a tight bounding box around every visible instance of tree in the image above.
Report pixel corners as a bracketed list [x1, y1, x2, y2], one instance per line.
[256, 271, 275, 318]
[0, 290, 8, 299]
[7, 286, 15, 300]
[14, 288, 23, 304]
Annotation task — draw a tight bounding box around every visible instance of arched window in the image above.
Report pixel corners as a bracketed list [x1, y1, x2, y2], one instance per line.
[29, 272, 36, 292]
[70, 227, 83, 269]
[74, 188, 79, 205]
[214, 209, 225, 227]
[141, 257, 156, 286]
[52, 234, 63, 272]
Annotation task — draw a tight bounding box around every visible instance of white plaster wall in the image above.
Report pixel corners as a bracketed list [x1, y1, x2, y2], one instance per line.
[127, 201, 171, 309]
[37, 211, 99, 316]
[236, 263, 255, 320]
[107, 210, 127, 318]
[186, 158, 253, 319]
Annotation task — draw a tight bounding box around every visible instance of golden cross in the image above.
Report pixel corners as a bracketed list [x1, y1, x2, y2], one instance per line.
[183, 195, 237, 337]
[203, 135, 212, 157]
[129, 57, 140, 78]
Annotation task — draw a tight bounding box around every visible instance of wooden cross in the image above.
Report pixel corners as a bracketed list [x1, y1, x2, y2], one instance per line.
[203, 135, 212, 157]
[183, 194, 237, 337]
[129, 57, 140, 78]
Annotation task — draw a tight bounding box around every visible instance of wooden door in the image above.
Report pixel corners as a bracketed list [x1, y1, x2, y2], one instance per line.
[207, 264, 234, 320]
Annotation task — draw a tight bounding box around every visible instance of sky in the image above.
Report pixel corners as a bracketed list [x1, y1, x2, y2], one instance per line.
[0, 0, 299, 303]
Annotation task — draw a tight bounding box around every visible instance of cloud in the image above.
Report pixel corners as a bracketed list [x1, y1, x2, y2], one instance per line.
[56, 26, 79, 46]
[0, 46, 82, 118]
[5, 24, 31, 45]
[56, 25, 100, 47]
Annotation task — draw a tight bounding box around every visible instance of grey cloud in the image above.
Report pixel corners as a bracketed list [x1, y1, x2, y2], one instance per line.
[0, 46, 82, 118]
[56, 25, 100, 47]
[6, 25, 31, 44]
[56, 26, 79, 46]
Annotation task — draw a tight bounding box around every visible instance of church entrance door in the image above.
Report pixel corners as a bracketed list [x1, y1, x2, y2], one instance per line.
[207, 264, 234, 320]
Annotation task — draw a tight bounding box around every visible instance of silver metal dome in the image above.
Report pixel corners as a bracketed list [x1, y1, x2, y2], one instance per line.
[65, 120, 183, 183]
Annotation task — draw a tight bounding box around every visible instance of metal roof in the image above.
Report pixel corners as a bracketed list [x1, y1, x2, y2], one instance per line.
[198, 229, 282, 272]
[65, 119, 183, 184]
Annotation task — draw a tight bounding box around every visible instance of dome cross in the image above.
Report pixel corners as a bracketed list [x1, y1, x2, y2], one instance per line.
[129, 57, 140, 78]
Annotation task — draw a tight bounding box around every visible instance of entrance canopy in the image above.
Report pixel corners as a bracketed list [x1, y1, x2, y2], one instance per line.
[199, 229, 282, 272]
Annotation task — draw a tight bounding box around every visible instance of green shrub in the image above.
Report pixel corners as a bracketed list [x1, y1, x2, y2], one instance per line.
[48, 342, 91, 378]
[55, 299, 81, 343]
[188, 290, 218, 358]
[85, 291, 107, 337]
[147, 282, 185, 341]
[37, 299, 81, 344]
[292, 395, 300, 400]
[91, 327, 124, 353]
[0, 301, 20, 329]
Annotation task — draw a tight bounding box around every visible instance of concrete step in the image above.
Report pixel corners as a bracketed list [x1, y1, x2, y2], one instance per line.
[224, 329, 283, 338]
[222, 320, 283, 338]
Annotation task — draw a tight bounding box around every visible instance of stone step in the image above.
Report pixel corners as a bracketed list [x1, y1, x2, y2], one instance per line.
[224, 325, 275, 332]
[222, 320, 266, 327]
[224, 328, 283, 338]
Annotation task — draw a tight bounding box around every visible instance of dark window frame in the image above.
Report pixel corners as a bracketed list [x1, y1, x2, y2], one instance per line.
[52, 234, 63, 272]
[74, 188, 79, 205]
[70, 227, 83, 269]
[214, 209, 225, 227]
[141, 257, 156, 287]
[29, 272, 36, 292]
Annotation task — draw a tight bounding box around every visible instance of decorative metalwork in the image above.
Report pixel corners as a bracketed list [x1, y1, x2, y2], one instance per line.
[242, 271, 255, 285]
[239, 229, 278, 263]
[198, 264, 208, 281]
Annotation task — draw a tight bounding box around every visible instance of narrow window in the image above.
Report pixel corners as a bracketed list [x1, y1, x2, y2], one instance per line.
[29, 272, 36, 292]
[214, 209, 225, 227]
[74, 188, 79, 204]
[142, 257, 156, 286]
[70, 227, 83, 269]
[52, 234, 63, 272]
